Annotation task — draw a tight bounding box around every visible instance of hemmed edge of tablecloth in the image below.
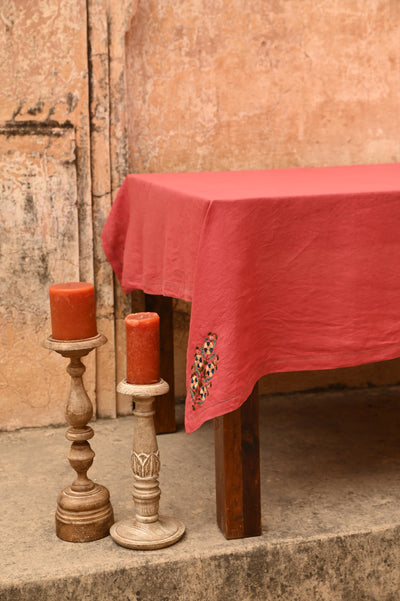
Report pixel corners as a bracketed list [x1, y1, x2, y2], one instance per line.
[184, 343, 400, 433]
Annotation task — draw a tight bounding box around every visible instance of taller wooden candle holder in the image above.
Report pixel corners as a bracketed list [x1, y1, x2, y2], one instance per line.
[44, 333, 114, 542]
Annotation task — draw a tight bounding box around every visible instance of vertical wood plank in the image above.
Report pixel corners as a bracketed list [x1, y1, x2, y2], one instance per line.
[88, 0, 116, 419]
[144, 294, 176, 433]
[214, 383, 261, 539]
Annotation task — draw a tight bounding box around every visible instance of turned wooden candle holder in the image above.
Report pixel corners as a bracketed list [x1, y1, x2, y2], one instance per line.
[110, 378, 185, 550]
[44, 333, 114, 542]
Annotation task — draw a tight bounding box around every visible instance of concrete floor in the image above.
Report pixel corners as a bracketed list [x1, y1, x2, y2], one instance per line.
[2, 386, 400, 600]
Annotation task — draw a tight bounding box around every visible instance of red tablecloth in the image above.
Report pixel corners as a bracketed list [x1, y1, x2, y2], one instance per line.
[102, 163, 400, 432]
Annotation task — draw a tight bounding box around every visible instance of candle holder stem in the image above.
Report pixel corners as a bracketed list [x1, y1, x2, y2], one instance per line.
[44, 334, 114, 542]
[110, 379, 185, 550]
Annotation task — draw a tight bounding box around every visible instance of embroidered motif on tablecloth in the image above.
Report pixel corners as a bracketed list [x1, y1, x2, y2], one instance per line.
[190, 332, 219, 410]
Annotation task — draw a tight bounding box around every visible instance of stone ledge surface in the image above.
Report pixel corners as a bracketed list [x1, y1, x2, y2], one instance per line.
[1, 386, 400, 600]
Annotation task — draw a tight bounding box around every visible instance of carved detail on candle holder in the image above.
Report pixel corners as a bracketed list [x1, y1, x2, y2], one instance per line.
[44, 333, 114, 542]
[131, 450, 161, 478]
[110, 378, 185, 550]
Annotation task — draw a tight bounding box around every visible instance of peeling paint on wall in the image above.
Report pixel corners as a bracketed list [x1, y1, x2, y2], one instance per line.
[0, 0, 94, 430]
[0, 130, 82, 429]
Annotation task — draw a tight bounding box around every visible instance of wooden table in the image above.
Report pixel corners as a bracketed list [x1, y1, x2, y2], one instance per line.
[102, 163, 400, 538]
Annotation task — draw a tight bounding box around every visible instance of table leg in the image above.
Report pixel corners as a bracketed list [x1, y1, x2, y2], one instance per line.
[214, 383, 261, 539]
[144, 294, 176, 433]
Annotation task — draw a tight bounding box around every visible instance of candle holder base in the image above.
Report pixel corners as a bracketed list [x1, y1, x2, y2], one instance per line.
[56, 483, 114, 543]
[110, 378, 185, 550]
[110, 516, 185, 550]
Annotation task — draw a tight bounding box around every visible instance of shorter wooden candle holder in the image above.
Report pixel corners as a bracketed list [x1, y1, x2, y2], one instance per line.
[110, 379, 185, 550]
[44, 333, 114, 542]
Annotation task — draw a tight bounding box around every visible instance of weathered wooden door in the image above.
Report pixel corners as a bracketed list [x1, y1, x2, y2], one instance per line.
[0, 0, 99, 429]
[0, 0, 137, 430]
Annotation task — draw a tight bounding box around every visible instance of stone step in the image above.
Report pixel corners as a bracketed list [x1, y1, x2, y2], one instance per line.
[1, 386, 400, 600]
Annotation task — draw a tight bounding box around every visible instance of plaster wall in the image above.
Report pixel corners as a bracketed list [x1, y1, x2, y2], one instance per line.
[125, 0, 400, 399]
[126, 0, 400, 173]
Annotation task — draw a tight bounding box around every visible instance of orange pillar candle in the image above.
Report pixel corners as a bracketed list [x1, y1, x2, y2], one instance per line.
[49, 282, 98, 340]
[125, 312, 160, 384]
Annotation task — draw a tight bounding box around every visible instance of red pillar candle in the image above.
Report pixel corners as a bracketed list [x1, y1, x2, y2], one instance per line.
[125, 312, 160, 384]
[49, 282, 98, 341]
